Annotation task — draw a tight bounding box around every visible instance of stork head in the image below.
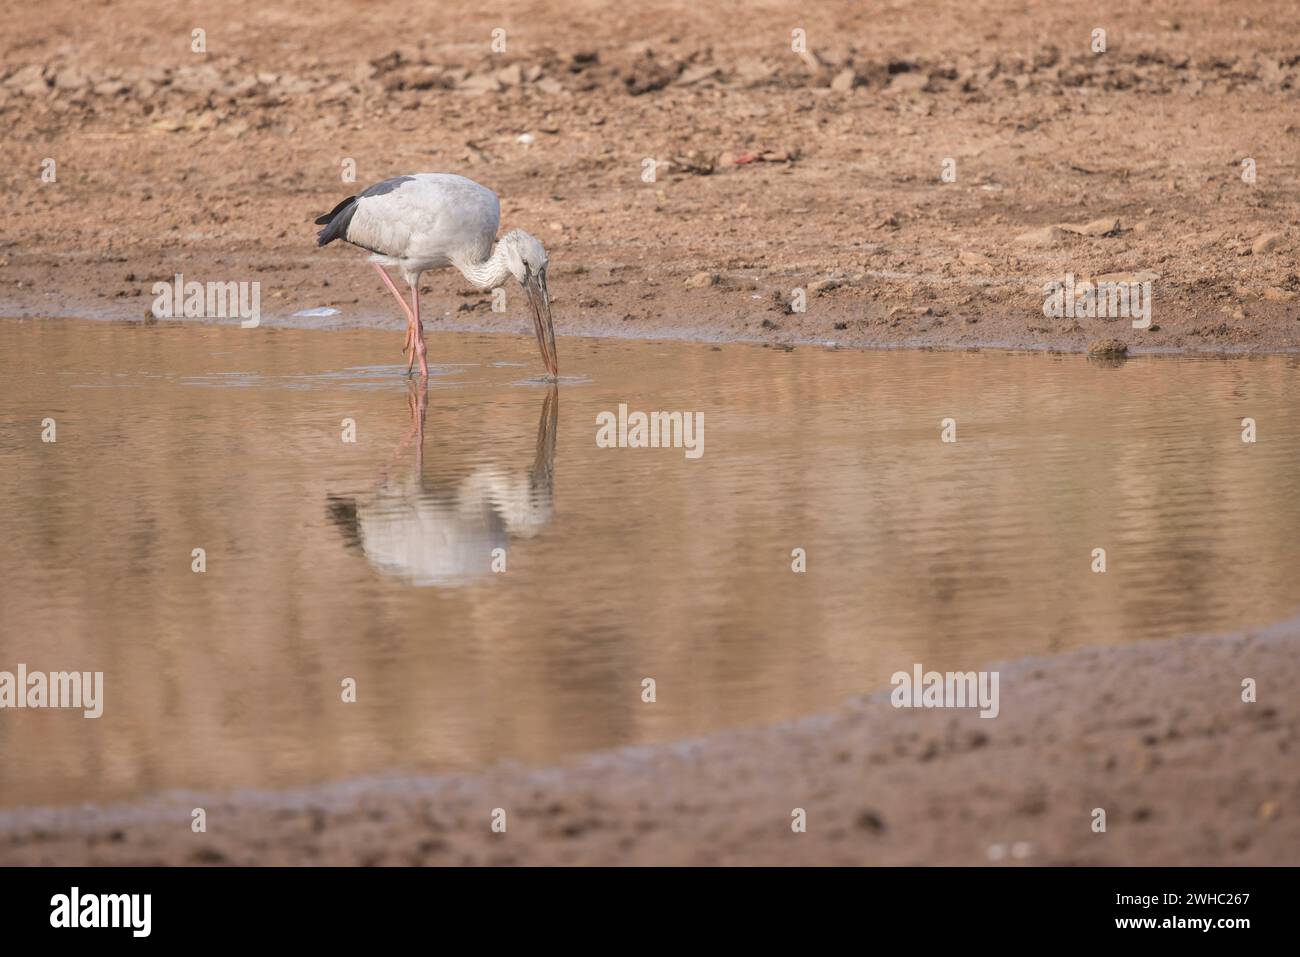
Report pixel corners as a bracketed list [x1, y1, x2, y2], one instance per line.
[501, 229, 548, 284]
[501, 230, 558, 378]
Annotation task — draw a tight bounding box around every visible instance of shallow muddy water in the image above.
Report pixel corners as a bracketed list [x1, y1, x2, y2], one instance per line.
[1, 318, 1298, 808]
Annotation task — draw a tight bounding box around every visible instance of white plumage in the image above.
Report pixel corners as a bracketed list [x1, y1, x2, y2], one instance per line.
[344, 174, 498, 277]
[315, 173, 558, 378]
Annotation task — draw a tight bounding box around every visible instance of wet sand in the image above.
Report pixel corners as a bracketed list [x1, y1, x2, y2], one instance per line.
[2, 617, 1296, 865]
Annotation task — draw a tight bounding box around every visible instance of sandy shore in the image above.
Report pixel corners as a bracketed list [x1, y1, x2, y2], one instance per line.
[3, 618, 1295, 866]
[3, 0, 1299, 354]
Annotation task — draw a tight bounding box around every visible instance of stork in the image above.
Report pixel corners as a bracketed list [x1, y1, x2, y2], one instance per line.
[314, 173, 558, 378]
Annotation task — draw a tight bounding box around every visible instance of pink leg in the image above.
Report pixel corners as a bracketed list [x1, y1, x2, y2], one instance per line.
[410, 282, 428, 378]
[372, 263, 416, 355]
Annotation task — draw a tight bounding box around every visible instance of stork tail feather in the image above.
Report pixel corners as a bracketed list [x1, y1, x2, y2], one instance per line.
[314, 196, 359, 246]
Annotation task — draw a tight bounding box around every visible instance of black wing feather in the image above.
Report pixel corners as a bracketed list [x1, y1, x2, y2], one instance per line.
[314, 196, 358, 246]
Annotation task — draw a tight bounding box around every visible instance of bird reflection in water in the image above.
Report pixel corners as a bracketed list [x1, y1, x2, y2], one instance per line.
[327, 380, 558, 586]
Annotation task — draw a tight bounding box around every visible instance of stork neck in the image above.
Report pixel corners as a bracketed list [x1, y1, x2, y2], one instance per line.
[455, 244, 513, 291]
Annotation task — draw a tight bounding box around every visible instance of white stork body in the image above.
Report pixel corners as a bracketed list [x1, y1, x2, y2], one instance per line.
[344, 174, 500, 284]
[315, 173, 558, 377]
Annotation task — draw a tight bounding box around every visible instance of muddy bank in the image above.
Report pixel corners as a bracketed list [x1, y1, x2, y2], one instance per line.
[3, 620, 1296, 866]
[2, 1, 1299, 354]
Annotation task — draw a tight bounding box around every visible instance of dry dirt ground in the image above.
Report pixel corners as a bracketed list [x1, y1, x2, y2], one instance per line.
[2, 620, 1296, 865]
[2, 0, 1299, 352]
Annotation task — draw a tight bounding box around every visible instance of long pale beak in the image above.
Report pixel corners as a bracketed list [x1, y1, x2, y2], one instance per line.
[524, 272, 559, 378]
